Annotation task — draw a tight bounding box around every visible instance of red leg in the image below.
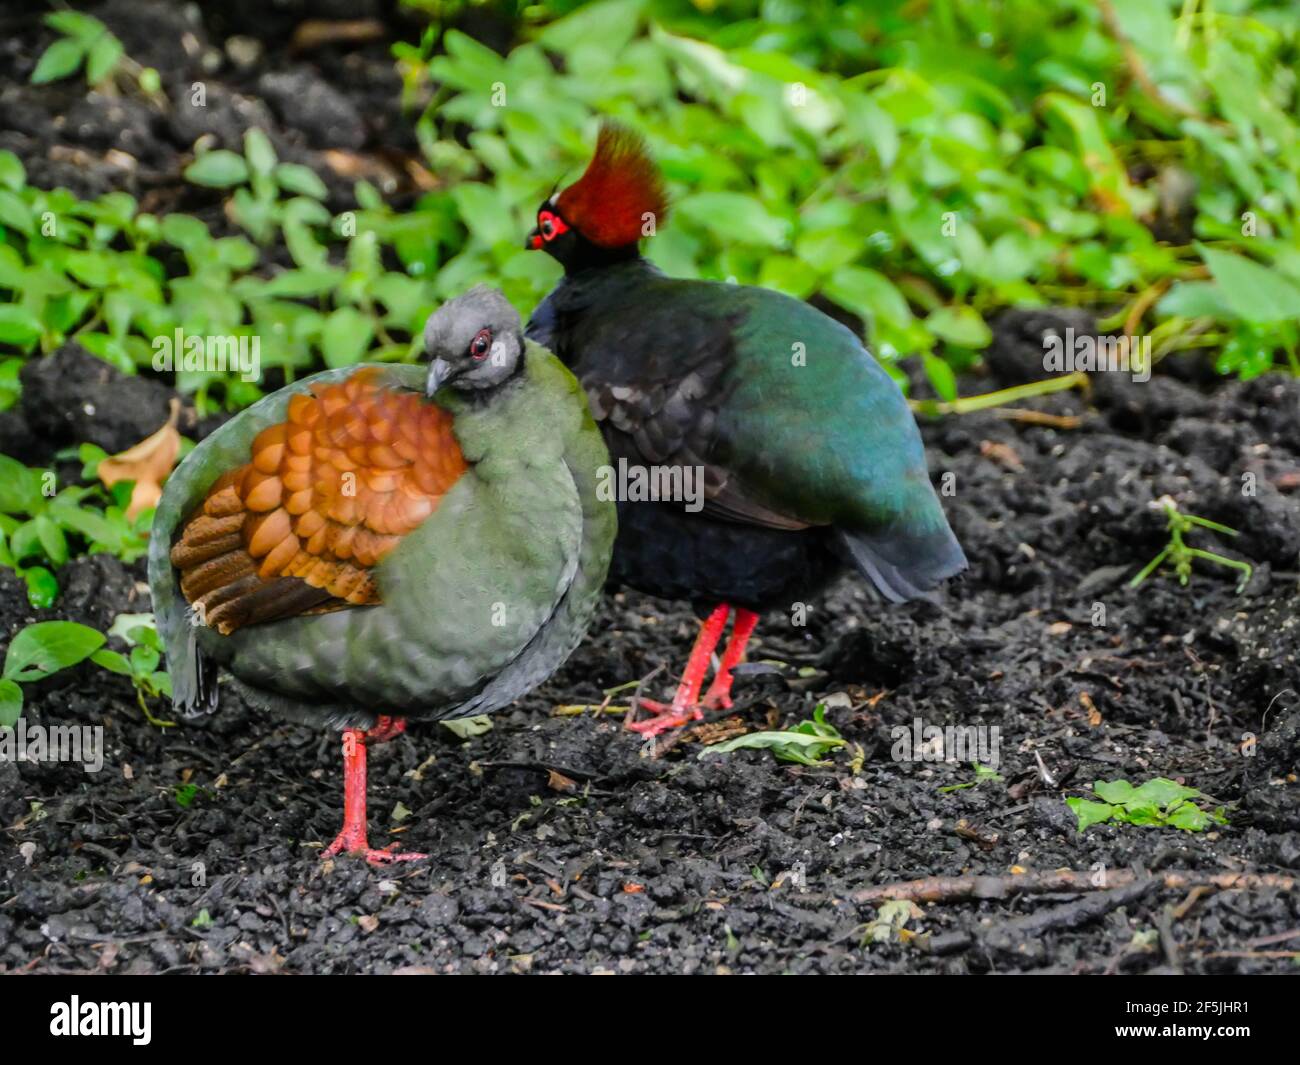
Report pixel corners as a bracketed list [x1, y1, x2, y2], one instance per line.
[702, 608, 759, 710]
[322, 718, 426, 864]
[628, 604, 730, 736]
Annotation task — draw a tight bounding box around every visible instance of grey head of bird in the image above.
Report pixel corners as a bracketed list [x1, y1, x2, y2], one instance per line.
[424, 285, 525, 396]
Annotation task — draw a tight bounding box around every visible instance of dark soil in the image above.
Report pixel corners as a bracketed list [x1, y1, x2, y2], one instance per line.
[1, 1, 1298, 976]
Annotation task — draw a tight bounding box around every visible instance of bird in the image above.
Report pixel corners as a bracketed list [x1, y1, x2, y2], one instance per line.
[148, 287, 617, 862]
[525, 123, 966, 736]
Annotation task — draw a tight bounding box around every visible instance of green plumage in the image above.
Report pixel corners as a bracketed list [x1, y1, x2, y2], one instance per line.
[148, 344, 617, 729]
[529, 260, 965, 603]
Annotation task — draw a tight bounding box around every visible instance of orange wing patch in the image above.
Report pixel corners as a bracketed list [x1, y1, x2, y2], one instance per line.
[170, 368, 467, 635]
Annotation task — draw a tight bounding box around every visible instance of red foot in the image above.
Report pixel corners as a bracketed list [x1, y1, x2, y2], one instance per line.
[321, 719, 427, 865]
[701, 608, 759, 710]
[322, 822, 427, 863]
[626, 697, 705, 736]
[627, 605, 761, 737]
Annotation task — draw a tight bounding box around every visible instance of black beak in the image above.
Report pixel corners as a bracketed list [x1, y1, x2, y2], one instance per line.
[427, 357, 453, 394]
[526, 228, 542, 251]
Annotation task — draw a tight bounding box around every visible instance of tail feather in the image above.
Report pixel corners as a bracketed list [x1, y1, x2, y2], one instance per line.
[837, 521, 967, 604]
[169, 610, 220, 717]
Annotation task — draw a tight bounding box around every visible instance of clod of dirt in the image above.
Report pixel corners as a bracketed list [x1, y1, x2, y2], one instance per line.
[985, 307, 1099, 385]
[17, 344, 185, 457]
[257, 68, 366, 149]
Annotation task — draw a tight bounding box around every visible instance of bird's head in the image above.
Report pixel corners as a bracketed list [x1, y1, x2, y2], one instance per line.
[424, 286, 524, 396]
[527, 122, 669, 272]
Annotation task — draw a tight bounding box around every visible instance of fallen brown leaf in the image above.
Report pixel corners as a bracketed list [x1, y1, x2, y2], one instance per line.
[289, 18, 385, 54]
[97, 399, 181, 518]
[979, 439, 1025, 472]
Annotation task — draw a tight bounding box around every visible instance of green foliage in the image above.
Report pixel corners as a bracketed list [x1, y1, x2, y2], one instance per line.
[1067, 777, 1228, 833]
[699, 703, 845, 765]
[406, 0, 1300, 386]
[0, 620, 105, 726]
[0, 139, 436, 413]
[0, 454, 149, 606]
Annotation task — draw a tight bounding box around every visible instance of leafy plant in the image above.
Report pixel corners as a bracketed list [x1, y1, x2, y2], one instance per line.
[699, 703, 845, 766]
[0, 453, 150, 605]
[1067, 777, 1228, 833]
[91, 618, 174, 728]
[184, 129, 330, 245]
[30, 12, 124, 87]
[400, 0, 1300, 390]
[1129, 495, 1254, 594]
[0, 621, 105, 726]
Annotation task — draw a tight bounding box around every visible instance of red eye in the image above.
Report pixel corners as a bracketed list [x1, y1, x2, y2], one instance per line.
[469, 328, 491, 360]
[537, 210, 568, 241]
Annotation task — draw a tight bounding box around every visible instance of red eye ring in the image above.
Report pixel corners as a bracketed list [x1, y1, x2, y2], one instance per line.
[537, 209, 569, 242]
[469, 328, 492, 360]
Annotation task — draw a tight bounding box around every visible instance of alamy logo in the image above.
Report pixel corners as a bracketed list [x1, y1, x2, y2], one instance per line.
[1043, 327, 1150, 383]
[596, 458, 704, 513]
[152, 328, 261, 382]
[891, 717, 1001, 769]
[0, 720, 103, 773]
[49, 997, 151, 1045]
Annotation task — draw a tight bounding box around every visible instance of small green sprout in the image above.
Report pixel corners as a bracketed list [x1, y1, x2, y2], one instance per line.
[1067, 777, 1228, 833]
[91, 619, 174, 728]
[1129, 496, 1253, 594]
[938, 762, 1004, 793]
[30, 12, 124, 87]
[699, 704, 846, 766]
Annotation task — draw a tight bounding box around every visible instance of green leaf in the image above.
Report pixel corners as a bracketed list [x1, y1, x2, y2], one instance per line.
[160, 212, 212, 251]
[129, 644, 160, 675]
[44, 11, 106, 39]
[450, 184, 517, 247]
[0, 357, 22, 411]
[320, 306, 374, 368]
[0, 149, 25, 192]
[0, 455, 43, 512]
[1092, 779, 1139, 805]
[244, 129, 278, 178]
[184, 150, 250, 189]
[23, 567, 59, 609]
[0, 677, 22, 727]
[31, 37, 87, 84]
[275, 163, 328, 200]
[2, 621, 105, 682]
[700, 707, 845, 766]
[91, 648, 133, 676]
[0, 304, 43, 347]
[676, 192, 790, 247]
[1066, 798, 1116, 832]
[85, 33, 124, 84]
[926, 305, 992, 349]
[1157, 280, 1234, 320]
[825, 266, 913, 329]
[1195, 243, 1300, 323]
[0, 189, 34, 236]
[33, 514, 67, 566]
[1129, 777, 1201, 808]
[922, 353, 958, 402]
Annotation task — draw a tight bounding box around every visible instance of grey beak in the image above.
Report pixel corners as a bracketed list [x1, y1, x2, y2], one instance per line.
[427, 357, 453, 394]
